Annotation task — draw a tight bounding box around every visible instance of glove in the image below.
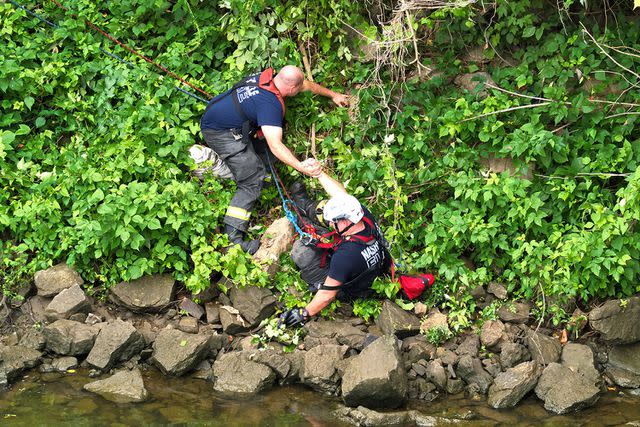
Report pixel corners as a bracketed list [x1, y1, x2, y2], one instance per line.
[278, 308, 310, 328]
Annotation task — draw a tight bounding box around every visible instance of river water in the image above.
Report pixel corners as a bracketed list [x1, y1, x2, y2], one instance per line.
[1, 368, 639, 426]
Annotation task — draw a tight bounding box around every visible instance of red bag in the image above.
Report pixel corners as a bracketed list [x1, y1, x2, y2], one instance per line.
[397, 273, 435, 300]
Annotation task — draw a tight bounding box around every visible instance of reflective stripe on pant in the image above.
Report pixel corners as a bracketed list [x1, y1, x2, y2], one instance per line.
[202, 128, 266, 232]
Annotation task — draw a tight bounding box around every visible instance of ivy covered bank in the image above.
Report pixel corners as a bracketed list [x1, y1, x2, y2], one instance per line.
[2, 0, 640, 334]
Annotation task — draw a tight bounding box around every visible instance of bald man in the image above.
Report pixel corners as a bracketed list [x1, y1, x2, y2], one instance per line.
[200, 66, 348, 254]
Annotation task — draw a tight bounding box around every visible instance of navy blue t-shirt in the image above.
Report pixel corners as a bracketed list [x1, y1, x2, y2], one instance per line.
[200, 73, 284, 131]
[327, 207, 390, 296]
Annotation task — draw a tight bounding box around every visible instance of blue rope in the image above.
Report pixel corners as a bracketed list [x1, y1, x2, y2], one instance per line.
[394, 244, 405, 271]
[264, 151, 313, 241]
[99, 48, 135, 67]
[8, 0, 205, 105]
[8, 0, 58, 27]
[175, 85, 209, 104]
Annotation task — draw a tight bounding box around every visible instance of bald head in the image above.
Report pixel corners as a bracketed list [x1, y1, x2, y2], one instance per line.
[277, 65, 304, 85]
[274, 65, 305, 97]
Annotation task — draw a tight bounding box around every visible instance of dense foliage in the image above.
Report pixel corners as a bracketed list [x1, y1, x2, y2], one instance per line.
[1, 0, 639, 328]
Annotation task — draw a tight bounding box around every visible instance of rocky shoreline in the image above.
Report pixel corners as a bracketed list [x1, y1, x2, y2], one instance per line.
[2, 261, 640, 426]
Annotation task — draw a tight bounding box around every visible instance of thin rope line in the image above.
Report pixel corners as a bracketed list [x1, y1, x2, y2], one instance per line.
[48, 0, 212, 99]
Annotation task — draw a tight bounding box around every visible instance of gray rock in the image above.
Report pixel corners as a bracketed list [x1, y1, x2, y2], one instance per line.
[178, 317, 199, 334]
[498, 302, 531, 324]
[456, 333, 480, 357]
[606, 342, 640, 388]
[26, 295, 51, 323]
[425, 360, 447, 390]
[454, 72, 496, 98]
[191, 360, 212, 381]
[481, 320, 505, 348]
[535, 363, 600, 414]
[213, 351, 275, 394]
[150, 329, 211, 376]
[487, 282, 508, 299]
[589, 296, 640, 344]
[68, 313, 86, 322]
[178, 298, 205, 320]
[302, 344, 348, 395]
[470, 285, 487, 300]
[191, 284, 220, 304]
[446, 378, 465, 394]
[205, 302, 221, 324]
[483, 358, 502, 378]
[407, 378, 438, 402]
[488, 361, 542, 408]
[413, 302, 428, 317]
[229, 285, 277, 328]
[83, 369, 148, 403]
[375, 300, 421, 339]
[609, 342, 640, 374]
[402, 336, 436, 364]
[9, 282, 34, 307]
[283, 351, 305, 383]
[109, 274, 176, 312]
[456, 355, 494, 394]
[305, 320, 367, 351]
[18, 328, 46, 351]
[462, 46, 489, 64]
[44, 319, 100, 356]
[249, 349, 291, 380]
[0, 345, 42, 386]
[605, 366, 640, 388]
[412, 362, 427, 377]
[420, 308, 449, 333]
[52, 356, 77, 372]
[334, 405, 411, 426]
[1, 333, 19, 347]
[219, 306, 250, 335]
[561, 343, 600, 386]
[208, 332, 228, 354]
[45, 284, 90, 320]
[34, 263, 83, 297]
[342, 336, 407, 409]
[85, 313, 102, 325]
[500, 342, 531, 369]
[304, 334, 338, 350]
[436, 347, 459, 367]
[526, 331, 561, 365]
[86, 319, 146, 371]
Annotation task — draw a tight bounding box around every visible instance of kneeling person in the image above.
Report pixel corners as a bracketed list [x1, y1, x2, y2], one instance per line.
[279, 172, 391, 327]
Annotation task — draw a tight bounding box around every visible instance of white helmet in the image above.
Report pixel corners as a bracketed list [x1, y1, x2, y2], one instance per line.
[323, 194, 364, 224]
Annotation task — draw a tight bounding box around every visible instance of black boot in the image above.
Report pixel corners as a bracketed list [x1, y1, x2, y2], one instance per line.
[290, 181, 322, 220]
[224, 224, 260, 255]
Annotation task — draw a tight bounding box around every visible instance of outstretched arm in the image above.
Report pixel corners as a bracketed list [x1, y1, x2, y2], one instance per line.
[262, 126, 322, 177]
[317, 172, 348, 198]
[302, 80, 349, 107]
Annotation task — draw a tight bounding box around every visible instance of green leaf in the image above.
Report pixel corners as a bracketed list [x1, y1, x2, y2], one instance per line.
[24, 96, 34, 110]
[180, 340, 187, 347]
[89, 188, 105, 204]
[15, 125, 30, 136]
[1, 131, 15, 145]
[147, 218, 162, 230]
[35, 117, 46, 127]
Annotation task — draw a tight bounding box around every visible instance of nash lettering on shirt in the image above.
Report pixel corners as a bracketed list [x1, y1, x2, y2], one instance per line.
[361, 241, 381, 268]
[237, 86, 259, 103]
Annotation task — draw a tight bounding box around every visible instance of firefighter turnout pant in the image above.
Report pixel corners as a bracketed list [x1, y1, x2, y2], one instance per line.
[202, 128, 267, 232]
